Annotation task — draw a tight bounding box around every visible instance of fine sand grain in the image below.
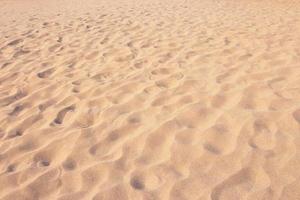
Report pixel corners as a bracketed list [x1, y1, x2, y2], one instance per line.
[1, 0, 300, 199]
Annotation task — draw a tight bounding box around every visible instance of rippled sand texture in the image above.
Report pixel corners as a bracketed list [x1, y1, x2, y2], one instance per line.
[1, 0, 300, 199]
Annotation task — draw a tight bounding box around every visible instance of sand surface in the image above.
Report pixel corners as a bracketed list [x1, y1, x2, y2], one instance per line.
[1, 0, 300, 199]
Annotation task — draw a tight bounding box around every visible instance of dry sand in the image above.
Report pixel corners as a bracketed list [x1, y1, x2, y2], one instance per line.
[1, 0, 300, 199]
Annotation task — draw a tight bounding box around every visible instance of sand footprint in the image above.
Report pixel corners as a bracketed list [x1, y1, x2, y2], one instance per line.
[130, 176, 145, 190]
[133, 59, 148, 69]
[0, 89, 28, 107]
[1, 62, 11, 69]
[91, 72, 112, 82]
[8, 103, 29, 116]
[73, 109, 95, 128]
[38, 99, 57, 111]
[13, 49, 30, 58]
[37, 68, 55, 78]
[158, 52, 172, 63]
[155, 76, 181, 89]
[201, 123, 235, 155]
[62, 157, 77, 171]
[7, 38, 23, 46]
[6, 129, 23, 139]
[52, 105, 76, 125]
[100, 37, 109, 45]
[211, 168, 255, 200]
[151, 67, 171, 76]
[248, 119, 276, 150]
[6, 114, 42, 139]
[115, 54, 135, 62]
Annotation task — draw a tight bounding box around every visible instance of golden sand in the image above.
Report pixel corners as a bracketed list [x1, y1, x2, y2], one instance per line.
[1, 0, 300, 199]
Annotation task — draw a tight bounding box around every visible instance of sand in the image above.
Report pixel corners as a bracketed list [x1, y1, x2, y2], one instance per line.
[0, 0, 300, 199]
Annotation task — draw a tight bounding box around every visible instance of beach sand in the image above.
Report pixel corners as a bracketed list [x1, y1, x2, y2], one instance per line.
[1, 0, 300, 199]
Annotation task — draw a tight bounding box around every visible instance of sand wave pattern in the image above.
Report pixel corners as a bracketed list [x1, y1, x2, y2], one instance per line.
[1, 0, 300, 199]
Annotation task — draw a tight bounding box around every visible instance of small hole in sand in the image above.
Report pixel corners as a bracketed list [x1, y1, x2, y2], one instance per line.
[107, 131, 119, 141]
[7, 129, 23, 139]
[15, 130, 23, 136]
[130, 177, 145, 190]
[6, 164, 16, 173]
[203, 143, 221, 154]
[89, 146, 97, 155]
[72, 88, 80, 93]
[18, 141, 36, 151]
[63, 159, 77, 171]
[128, 117, 140, 124]
[37, 160, 51, 167]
